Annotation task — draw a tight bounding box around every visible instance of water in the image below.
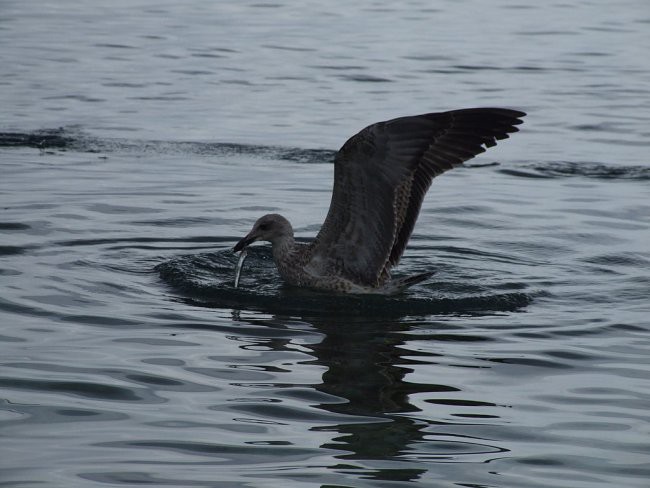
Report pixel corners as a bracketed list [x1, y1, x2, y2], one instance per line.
[1, 1, 649, 487]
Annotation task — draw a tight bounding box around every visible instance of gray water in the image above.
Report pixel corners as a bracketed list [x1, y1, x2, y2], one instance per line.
[1, 1, 650, 487]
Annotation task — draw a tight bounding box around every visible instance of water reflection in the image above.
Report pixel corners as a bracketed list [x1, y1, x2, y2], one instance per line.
[233, 313, 505, 483]
[310, 318, 428, 482]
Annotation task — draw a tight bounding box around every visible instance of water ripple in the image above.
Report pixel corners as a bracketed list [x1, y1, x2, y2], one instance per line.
[2, 2, 649, 486]
[156, 249, 533, 316]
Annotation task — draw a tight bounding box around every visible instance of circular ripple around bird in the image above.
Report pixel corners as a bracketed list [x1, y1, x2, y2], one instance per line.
[156, 248, 532, 317]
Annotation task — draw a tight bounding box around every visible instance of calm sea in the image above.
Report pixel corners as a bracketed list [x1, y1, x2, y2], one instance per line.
[1, 1, 649, 487]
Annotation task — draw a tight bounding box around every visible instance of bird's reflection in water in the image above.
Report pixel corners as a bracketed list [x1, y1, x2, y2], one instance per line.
[226, 308, 508, 483]
[307, 318, 429, 482]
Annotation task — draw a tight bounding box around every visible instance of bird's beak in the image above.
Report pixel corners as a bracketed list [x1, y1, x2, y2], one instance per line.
[233, 232, 257, 252]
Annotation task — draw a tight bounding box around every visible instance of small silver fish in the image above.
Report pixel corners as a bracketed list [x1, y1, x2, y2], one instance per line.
[234, 249, 248, 288]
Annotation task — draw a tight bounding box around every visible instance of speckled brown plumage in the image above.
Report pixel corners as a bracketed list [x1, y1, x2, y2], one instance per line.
[233, 108, 526, 293]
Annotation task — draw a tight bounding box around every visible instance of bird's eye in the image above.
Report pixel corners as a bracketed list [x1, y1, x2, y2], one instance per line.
[259, 223, 269, 231]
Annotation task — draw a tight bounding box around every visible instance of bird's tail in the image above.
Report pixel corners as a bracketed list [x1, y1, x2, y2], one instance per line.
[384, 271, 435, 294]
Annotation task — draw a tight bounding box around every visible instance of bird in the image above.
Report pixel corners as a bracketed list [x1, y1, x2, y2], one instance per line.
[233, 108, 525, 293]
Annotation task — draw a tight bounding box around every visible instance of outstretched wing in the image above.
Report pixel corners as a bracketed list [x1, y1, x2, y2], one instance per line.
[305, 108, 525, 287]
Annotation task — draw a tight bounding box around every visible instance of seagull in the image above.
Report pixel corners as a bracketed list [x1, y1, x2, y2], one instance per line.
[234, 108, 525, 293]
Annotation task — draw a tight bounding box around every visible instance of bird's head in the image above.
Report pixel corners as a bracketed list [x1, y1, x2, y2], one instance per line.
[233, 214, 293, 252]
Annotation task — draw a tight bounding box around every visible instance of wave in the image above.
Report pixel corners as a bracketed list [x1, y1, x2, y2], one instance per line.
[3, 128, 647, 181]
[498, 161, 650, 180]
[0, 128, 73, 149]
[0, 128, 335, 164]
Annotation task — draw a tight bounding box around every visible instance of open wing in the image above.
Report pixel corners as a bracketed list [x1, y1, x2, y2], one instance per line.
[305, 108, 525, 287]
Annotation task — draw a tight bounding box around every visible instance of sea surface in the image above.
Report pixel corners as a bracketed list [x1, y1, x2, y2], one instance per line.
[1, 1, 649, 487]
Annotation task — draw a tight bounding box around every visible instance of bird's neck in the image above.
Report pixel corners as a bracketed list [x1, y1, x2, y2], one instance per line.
[271, 234, 296, 261]
[271, 235, 302, 284]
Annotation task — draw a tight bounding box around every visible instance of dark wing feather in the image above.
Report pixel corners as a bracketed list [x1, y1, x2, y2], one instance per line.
[386, 108, 525, 270]
[306, 108, 525, 287]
